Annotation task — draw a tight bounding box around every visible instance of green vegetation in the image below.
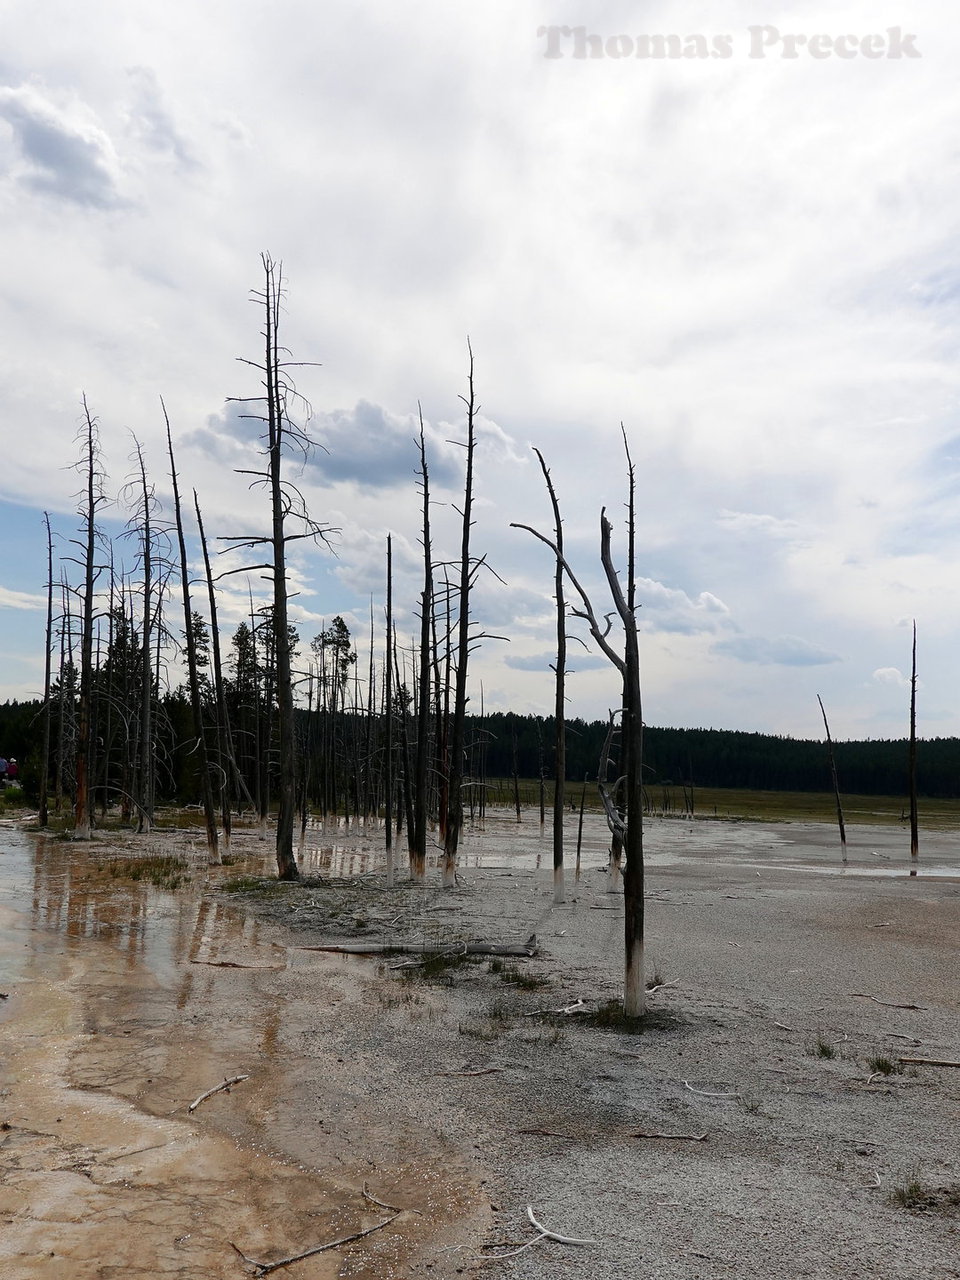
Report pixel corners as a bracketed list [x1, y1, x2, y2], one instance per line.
[890, 1174, 960, 1213]
[105, 856, 188, 890]
[811, 1036, 837, 1059]
[866, 1054, 900, 1076]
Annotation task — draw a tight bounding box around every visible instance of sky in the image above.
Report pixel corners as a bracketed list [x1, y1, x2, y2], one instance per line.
[0, 0, 958, 742]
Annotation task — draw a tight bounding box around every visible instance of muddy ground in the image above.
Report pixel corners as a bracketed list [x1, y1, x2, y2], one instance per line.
[0, 809, 958, 1279]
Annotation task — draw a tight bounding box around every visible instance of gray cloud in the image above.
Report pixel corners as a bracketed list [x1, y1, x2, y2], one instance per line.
[711, 636, 841, 668]
[125, 66, 197, 170]
[0, 85, 123, 207]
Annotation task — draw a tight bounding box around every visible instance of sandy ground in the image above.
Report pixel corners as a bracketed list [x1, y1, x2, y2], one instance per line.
[1, 809, 958, 1278]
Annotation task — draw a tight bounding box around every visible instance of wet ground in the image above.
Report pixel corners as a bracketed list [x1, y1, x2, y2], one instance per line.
[0, 822, 489, 1279]
[1, 809, 957, 1279]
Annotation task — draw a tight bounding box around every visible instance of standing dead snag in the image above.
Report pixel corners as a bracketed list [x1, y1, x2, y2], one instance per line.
[512, 436, 646, 1017]
[220, 255, 337, 880]
[536, 444, 567, 903]
[443, 342, 478, 889]
[908, 620, 919, 875]
[817, 694, 847, 864]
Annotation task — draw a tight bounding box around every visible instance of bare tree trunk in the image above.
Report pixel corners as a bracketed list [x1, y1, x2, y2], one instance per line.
[533, 449, 567, 902]
[817, 694, 847, 865]
[411, 415, 433, 882]
[38, 513, 55, 828]
[384, 535, 395, 886]
[73, 397, 104, 840]
[164, 403, 220, 864]
[442, 345, 479, 887]
[909, 620, 919, 875]
[129, 439, 156, 834]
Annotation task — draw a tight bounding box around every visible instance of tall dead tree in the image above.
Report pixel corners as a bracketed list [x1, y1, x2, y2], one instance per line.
[909, 620, 919, 874]
[71, 397, 107, 840]
[513, 441, 647, 1017]
[442, 344, 479, 888]
[221, 254, 335, 880]
[533, 448, 567, 903]
[817, 694, 847, 864]
[38, 512, 55, 828]
[165, 405, 220, 864]
[411, 411, 434, 882]
[384, 535, 396, 886]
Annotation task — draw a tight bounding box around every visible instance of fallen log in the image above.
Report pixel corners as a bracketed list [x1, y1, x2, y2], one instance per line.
[299, 936, 538, 958]
[898, 1057, 960, 1068]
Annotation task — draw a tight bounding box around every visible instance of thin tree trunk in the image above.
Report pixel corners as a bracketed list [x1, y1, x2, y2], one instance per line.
[909, 620, 919, 874]
[38, 513, 55, 828]
[384, 535, 395, 886]
[442, 344, 478, 888]
[164, 402, 219, 864]
[73, 397, 102, 840]
[817, 694, 847, 864]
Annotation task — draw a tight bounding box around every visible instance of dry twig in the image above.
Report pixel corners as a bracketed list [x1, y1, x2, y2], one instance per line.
[230, 1212, 399, 1276]
[898, 1057, 960, 1068]
[188, 1075, 249, 1113]
[683, 1080, 742, 1100]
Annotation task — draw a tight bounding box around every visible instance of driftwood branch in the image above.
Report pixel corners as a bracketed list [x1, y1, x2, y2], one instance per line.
[683, 1080, 742, 1100]
[188, 1075, 249, 1113]
[526, 1205, 596, 1245]
[898, 1057, 960, 1068]
[231, 1212, 399, 1276]
[299, 938, 538, 957]
[848, 993, 926, 1010]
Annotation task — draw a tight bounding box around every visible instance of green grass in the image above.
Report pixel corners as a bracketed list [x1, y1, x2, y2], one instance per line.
[866, 1054, 900, 1076]
[488, 779, 960, 829]
[810, 1036, 837, 1059]
[106, 856, 188, 890]
[890, 1174, 960, 1213]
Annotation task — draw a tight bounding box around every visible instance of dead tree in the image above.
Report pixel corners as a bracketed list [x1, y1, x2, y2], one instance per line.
[70, 397, 108, 840]
[384, 535, 396, 885]
[411, 411, 434, 882]
[909, 620, 919, 874]
[533, 449, 567, 904]
[817, 694, 847, 864]
[442, 344, 478, 888]
[513, 442, 647, 1017]
[220, 255, 335, 879]
[38, 512, 55, 828]
[165, 406, 220, 864]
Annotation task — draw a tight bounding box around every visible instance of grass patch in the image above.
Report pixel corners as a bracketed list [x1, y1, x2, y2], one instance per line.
[222, 876, 288, 897]
[488, 959, 549, 990]
[891, 1177, 960, 1213]
[107, 856, 188, 890]
[810, 1036, 837, 1059]
[866, 1054, 901, 1077]
[562, 999, 682, 1035]
[400, 950, 482, 986]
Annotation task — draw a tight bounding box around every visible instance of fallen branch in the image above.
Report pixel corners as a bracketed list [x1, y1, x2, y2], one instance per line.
[188, 1075, 249, 1113]
[773, 1021, 797, 1032]
[866, 922, 892, 928]
[362, 1182, 400, 1212]
[433, 1067, 504, 1077]
[683, 1080, 742, 1100]
[191, 960, 282, 969]
[476, 1233, 547, 1263]
[526, 1205, 596, 1245]
[630, 1130, 707, 1142]
[898, 1057, 960, 1068]
[646, 979, 679, 995]
[848, 993, 926, 1010]
[525, 998, 585, 1018]
[301, 938, 538, 957]
[230, 1212, 399, 1276]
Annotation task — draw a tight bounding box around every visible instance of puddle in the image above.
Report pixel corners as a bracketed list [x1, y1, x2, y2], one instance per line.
[0, 826, 488, 1278]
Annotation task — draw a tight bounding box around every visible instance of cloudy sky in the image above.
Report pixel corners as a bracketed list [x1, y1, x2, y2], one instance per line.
[0, 0, 957, 742]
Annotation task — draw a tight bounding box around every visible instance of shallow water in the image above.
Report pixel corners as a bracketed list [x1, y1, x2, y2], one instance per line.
[0, 824, 482, 1278]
